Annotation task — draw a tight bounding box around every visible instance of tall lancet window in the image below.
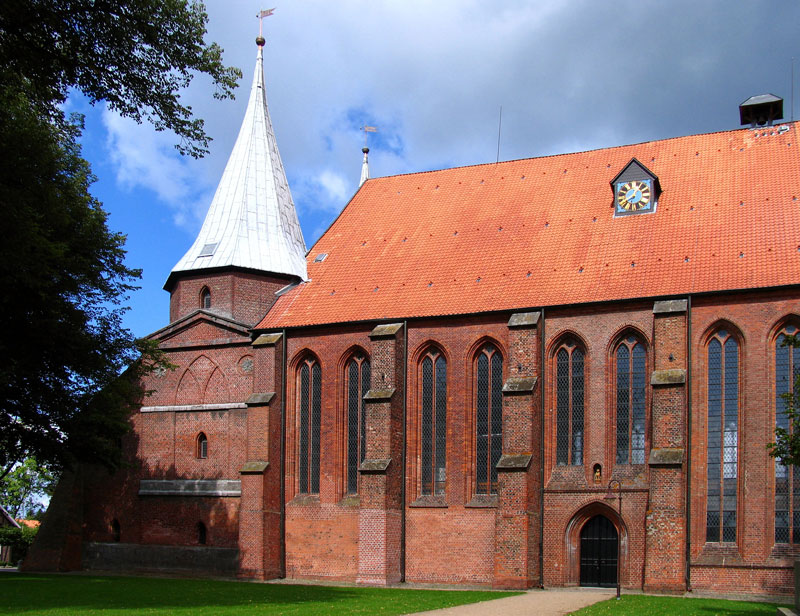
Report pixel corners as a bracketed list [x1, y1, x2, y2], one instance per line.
[475, 344, 503, 495]
[615, 336, 647, 465]
[200, 287, 211, 309]
[345, 354, 370, 495]
[706, 329, 739, 543]
[297, 357, 322, 495]
[420, 349, 447, 496]
[555, 341, 585, 466]
[775, 325, 800, 543]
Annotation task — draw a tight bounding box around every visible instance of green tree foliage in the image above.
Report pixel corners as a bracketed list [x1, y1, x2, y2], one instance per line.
[0, 458, 56, 518]
[0, 1, 228, 478]
[0, 0, 241, 157]
[768, 334, 800, 466]
[0, 525, 38, 563]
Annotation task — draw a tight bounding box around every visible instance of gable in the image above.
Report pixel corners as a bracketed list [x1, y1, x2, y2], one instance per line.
[150, 310, 252, 348]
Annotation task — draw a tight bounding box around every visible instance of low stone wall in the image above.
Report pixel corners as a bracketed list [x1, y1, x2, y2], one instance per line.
[82, 542, 239, 577]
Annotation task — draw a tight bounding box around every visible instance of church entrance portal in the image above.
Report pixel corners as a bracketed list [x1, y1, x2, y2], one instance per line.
[579, 514, 618, 587]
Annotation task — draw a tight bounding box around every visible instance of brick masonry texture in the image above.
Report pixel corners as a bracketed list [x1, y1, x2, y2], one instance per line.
[24, 276, 800, 596]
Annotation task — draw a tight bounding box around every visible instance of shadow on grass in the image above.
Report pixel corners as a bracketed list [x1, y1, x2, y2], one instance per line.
[0, 573, 515, 615]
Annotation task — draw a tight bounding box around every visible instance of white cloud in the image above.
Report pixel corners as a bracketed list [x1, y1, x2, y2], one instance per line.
[101, 107, 214, 231]
[317, 170, 348, 203]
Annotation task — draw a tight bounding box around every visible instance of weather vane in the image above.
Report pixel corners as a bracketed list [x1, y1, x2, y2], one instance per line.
[361, 125, 377, 148]
[257, 8, 275, 39]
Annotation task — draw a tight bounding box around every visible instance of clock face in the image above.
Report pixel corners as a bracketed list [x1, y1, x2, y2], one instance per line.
[616, 179, 652, 213]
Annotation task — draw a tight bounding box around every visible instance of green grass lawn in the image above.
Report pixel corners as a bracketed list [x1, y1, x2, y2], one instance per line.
[570, 594, 791, 616]
[0, 572, 519, 615]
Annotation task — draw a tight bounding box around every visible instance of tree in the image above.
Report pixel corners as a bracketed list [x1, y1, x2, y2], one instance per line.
[0, 1, 233, 478]
[768, 334, 800, 466]
[0, 458, 56, 519]
[0, 0, 241, 158]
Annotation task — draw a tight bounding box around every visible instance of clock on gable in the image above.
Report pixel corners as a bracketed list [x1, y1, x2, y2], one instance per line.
[610, 158, 661, 217]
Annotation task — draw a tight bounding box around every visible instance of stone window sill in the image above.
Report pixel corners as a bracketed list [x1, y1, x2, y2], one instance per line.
[339, 494, 360, 507]
[288, 493, 320, 507]
[409, 495, 447, 508]
[465, 494, 499, 508]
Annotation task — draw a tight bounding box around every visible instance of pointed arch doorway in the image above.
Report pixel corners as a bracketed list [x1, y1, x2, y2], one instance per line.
[579, 514, 618, 587]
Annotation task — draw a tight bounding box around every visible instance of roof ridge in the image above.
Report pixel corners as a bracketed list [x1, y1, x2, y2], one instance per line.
[360, 120, 799, 182]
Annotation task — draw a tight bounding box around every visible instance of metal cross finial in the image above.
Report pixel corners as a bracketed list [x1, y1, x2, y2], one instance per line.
[257, 8, 276, 38]
[361, 125, 377, 148]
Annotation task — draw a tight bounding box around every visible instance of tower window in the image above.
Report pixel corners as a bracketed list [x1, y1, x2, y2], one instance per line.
[196, 432, 208, 459]
[200, 287, 211, 309]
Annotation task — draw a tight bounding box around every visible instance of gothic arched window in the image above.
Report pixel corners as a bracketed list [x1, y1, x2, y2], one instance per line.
[555, 341, 585, 466]
[196, 432, 208, 459]
[615, 336, 647, 465]
[297, 357, 322, 494]
[345, 353, 370, 495]
[706, 329, 739, 543]
[420, 349, 447, 496]
[775, 324, 800, 544]
[200, 287, 211, 309]
[475, 344, 503, 495]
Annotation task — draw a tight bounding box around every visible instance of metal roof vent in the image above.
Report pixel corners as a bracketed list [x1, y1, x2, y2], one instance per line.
[739, 94, 783, 127]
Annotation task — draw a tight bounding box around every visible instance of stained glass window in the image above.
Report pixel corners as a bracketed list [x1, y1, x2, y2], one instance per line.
[616, 337, 647, 464]
[421, 350, 447, 495]
[298, 357, 322, 494]
[706, 330, 738, 543]
[476, 345, 503, 495]
[556, 342, 584, 466]
[346, 355, 370, 494]
[775, 325, 800, 543]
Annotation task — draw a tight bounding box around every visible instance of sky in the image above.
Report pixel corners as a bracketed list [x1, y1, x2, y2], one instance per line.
[70, 0, 800, 338]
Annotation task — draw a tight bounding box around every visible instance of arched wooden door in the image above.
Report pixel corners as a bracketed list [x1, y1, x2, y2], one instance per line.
[579, 514, 618, 587]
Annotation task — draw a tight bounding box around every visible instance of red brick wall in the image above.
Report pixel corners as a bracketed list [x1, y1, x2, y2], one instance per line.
[688, 290, 800, 595]
[168, 270, 295, 326]
[35, 284, 799, 597]
[283, 325, 373, 580]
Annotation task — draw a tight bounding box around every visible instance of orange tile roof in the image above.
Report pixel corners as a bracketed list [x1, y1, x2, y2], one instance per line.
[258, 123, 800, 329]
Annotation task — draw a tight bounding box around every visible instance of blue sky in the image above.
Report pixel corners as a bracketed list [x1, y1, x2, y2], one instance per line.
[73, 0, 800, 338]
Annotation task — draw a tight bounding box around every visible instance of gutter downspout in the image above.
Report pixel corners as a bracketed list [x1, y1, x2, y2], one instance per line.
[401, 320, 408, 582]
[539, 308, 546, 588]
[685, 296, 692, 592]
[280, 328, 287, 578]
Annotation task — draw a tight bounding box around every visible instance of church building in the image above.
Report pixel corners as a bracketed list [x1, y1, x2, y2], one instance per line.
[25, 36, 800, 595]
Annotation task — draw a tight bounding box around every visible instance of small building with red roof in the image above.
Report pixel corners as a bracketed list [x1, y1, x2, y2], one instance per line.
[25, 37, 800, 596]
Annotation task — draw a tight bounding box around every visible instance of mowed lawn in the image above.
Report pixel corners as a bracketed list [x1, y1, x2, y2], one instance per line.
[0, 572, 519, 615]
[571, 594, 792, 616]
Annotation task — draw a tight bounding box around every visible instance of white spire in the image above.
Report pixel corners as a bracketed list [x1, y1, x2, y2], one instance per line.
[170, 40, 307, 282]
[359, 147, 370, 187]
